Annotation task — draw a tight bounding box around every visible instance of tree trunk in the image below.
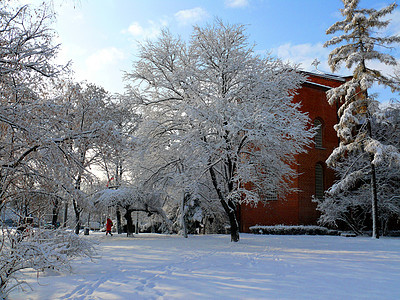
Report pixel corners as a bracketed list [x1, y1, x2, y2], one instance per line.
[366, 111, 379, 239]
[227, 200, 240, 242]
[360, 58, 380, 239]
[181, 192, 189, 238]
[116, 208, 122, 234]
[113, 161, 124, 234]
[63, 201, 68, 227]
[51, 198, 59, 227]
[209, 166, 240, 242]
[73, 149, 85, 235]
[73, 199, 81, 235]
[124, 207, 134, 237]
[135, 212, 139, 234]
[369, 155, 379, 239]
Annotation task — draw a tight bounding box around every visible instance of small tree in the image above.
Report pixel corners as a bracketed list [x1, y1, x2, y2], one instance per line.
[94, 187, 172, 236]
[324, 0, 400, 238]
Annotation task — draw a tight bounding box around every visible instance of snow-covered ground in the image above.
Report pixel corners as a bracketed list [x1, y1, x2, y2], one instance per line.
[10, 232, 400, 299]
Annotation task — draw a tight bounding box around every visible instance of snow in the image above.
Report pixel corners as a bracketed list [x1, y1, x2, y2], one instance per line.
[10, 232, 400, 299]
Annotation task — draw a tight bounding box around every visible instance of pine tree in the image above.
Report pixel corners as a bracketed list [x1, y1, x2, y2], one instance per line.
[324, 0, 400, 238]
[315, 104, 400, 235]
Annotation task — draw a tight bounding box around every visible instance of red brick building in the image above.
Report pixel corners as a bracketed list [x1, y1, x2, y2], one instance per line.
[238, 72, 350, 232]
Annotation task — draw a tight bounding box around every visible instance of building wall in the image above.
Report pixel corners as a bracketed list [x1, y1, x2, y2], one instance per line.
[239, 73, 344, 233]
[295, 81, 338, 225]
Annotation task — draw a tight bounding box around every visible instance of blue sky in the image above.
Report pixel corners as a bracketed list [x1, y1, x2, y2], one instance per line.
[27, 0, 400, 101]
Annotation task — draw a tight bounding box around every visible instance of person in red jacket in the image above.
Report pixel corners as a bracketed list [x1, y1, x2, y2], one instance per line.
[106, 217, 113, 236]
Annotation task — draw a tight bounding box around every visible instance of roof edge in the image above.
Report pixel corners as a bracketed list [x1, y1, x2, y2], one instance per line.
[301, 71, 351, 82]
[303, 81, 332, 90]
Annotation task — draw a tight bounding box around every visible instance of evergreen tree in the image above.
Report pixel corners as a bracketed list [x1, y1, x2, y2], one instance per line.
[315, 104, 400, 235]
[324, 0, 400, 238]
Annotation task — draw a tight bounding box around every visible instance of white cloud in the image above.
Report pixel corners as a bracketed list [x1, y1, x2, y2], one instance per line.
[275, 40, 398, 75]
[271, 42, 398, 76]
[387, 9, 400, 36]
[271, 42, 333, 73]
[85, 47, 125, 73]
[54, 46, 127, 93]
[271, 41, 399, 102]
[127, 22, 144, 36]
[225, 0, 249, 8]
[123, 20, 167, 40]
[76, 47, 127, 93]
[53, 39, 87, 69]
[174, 7, 208, 25]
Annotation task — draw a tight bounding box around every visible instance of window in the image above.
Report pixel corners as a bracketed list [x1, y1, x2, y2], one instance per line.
[314, 119, 323, 149]
[315, 163, 324, 199]
[264, 188, 278, 201]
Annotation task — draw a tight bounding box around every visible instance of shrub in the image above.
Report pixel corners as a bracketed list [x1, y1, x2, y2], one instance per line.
[249, 225, 339, 235]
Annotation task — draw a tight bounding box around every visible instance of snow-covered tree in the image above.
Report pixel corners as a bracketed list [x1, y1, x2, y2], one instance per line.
[55, 81, 116, 234]
[94, 95, 139, 233]
[393, 66, 400, 91]
[129, 148, 221, 238]
[315, 103, 400, 234]
[324, 0, 400, 238]
[0, 2, 61, 213]
[94, 187, 172, 236]
[125, 20, 314, 242]
[0, 3, 104, 296]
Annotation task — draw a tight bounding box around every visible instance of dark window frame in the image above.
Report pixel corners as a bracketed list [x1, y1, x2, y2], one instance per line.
[314, 119, 324, 149]
[315, 163, 324, 199]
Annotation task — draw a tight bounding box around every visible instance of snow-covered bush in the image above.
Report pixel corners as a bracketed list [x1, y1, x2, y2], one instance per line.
[249, 225, 339, 236]
[0, 226, 96, 298]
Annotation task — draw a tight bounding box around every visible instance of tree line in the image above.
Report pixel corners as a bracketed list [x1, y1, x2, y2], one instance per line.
[1, 0, 400, 296]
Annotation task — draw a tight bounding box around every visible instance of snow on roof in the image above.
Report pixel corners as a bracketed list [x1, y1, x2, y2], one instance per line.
[304, 81, 333, 90]
[302, 71, 349, 82]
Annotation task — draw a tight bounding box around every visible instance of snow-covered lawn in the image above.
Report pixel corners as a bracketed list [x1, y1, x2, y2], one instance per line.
[10, 232, 400, 299]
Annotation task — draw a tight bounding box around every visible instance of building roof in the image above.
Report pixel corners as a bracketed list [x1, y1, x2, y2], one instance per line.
[303, 81, 333, 90]
[301, 71, 351, 82]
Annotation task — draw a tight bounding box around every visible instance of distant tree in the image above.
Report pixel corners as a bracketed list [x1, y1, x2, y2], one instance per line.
[95, 95, 139, 234]
[125, 20, 314, 242]
[94, 187, 172, 236]
[324, 0, 400, 238]
[56, 81, 114, 234]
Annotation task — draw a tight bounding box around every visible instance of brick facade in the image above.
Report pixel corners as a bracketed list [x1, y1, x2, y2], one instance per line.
[238, 72, 349, 232]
